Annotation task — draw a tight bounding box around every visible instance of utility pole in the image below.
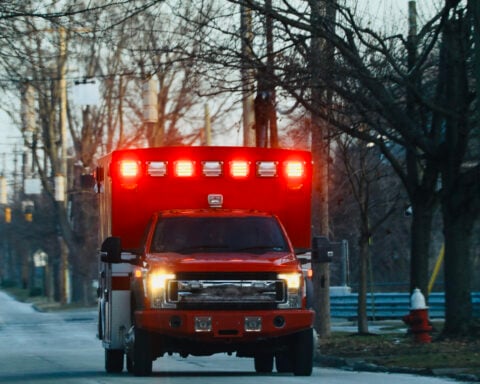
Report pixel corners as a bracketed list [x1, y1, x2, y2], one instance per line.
[57, 26, 70, 305]
[204, 104, 212, 145]
[406, 0, 427, 297]
[240, 5, 255, 146]
[141, 66, 160, 147]
[265, 0, 278, 148]
[310, 0, 336, 339]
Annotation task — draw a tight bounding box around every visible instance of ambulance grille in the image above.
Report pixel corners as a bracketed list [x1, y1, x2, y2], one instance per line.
[166, 272, 286, 310]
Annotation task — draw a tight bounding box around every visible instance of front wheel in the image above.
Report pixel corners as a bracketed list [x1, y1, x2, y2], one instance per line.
[105, 349, 124, 373]
[292, 328, 314, 376]
[133, 327, 153, 376]
[275, 352, 293, 373]
[254, 353, 273, 373]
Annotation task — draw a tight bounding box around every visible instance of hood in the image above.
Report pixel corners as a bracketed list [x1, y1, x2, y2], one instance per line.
[144, 251, 300, 274]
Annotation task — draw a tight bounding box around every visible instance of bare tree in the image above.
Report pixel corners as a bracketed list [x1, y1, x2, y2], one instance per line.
[0, 0, 238, 302]
[335, 135, 401, 333]
[213, 0, 478, 337]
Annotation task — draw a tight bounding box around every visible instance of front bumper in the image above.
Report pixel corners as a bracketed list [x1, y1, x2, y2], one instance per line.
[135, 308, 314, 341]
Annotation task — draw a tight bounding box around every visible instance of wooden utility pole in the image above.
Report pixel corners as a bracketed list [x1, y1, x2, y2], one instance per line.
[204, 104, 212, 145]
[58, 26, 70, 305]
[265, 0, 278, 148]
[240, 5, 255, 146]
[406, 0, 429, 298]
[310, 0, 336, 339]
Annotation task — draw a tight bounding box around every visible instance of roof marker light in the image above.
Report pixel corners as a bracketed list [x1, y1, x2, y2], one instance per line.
[120, 160, 140, 177]
[285, 161, 305, 178]
[257, 161, 277, 177]
[202, 161, 223, 177]
[175, 160, 194, 177]
[147, 161, 167, 177]
[230, 161, 249, 178]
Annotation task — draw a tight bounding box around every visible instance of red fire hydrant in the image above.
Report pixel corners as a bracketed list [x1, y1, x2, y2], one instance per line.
[402, 288, 432, 343]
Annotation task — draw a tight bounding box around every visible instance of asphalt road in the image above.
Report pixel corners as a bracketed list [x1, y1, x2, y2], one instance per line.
[0, 290, 463, 384]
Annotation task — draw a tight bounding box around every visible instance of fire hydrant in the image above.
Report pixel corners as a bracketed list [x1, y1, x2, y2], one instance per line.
[402, 288, 432, 343]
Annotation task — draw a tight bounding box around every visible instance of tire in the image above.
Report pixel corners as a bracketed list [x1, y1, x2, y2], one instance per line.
[105, 349, 124, 373]
[133, 327, 153, 376]
[126, 355, 133, 373]
[292, 328, 314, 376]
[254, 353, 273, 373]
[97, 307, 103, 340]
[275, 352, 293, 373]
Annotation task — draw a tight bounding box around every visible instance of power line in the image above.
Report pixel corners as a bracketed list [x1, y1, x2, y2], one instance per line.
[0, 70, 144, 85]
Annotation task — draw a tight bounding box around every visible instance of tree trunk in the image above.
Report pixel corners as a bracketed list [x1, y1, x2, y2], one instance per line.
[409, 198, 434, 297]
[357, 234, 369, 334]
[442, 201, 475, 335]
[440, 6, 478, 335]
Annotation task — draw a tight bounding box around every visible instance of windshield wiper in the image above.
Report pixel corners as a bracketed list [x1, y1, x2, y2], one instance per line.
[234, 246, 285, 254]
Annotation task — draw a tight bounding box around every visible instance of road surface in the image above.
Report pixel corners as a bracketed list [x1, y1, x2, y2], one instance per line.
[0, 290, 463, 384]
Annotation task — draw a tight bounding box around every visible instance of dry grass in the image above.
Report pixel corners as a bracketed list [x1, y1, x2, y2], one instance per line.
[319, 322, 480, 378]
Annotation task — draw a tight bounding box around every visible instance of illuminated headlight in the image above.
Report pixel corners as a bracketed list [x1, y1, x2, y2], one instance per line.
[148, 272, 175, 309]
[278, 273, 303, 309]
[278, 273, 302, 290]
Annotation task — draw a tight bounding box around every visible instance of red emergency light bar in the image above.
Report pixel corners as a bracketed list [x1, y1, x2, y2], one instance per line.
[118, 159, 306, 180]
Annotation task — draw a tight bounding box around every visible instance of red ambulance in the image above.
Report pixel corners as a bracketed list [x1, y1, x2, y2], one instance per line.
[96, 146, 315, 376]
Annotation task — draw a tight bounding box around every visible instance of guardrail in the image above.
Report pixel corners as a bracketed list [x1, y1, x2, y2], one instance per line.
[330, 291, 480, 319]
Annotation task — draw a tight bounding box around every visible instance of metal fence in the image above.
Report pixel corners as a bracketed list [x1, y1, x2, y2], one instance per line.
[330, 291, 480, 319]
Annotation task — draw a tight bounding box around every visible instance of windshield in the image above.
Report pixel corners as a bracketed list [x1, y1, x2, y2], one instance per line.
[151, 216, 288, 254]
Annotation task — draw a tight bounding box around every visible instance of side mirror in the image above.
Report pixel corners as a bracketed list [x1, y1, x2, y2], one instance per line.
[100, 237, 122, 263]
[311, 236, 333, 263]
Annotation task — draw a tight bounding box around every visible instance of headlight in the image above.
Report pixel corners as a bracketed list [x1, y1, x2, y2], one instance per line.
[148, 271, 175, 309]
[278, 272, 303, 309]
[149, 272, 175, 291]
[278, 273, 302, 290]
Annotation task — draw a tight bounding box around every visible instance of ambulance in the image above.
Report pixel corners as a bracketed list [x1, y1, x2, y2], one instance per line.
[96, 146, 315, 376]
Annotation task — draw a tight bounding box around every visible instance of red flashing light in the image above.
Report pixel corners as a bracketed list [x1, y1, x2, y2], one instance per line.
[175, 160, 194, 177]
[230, 161, 249, 177]
[120, 160, 140, 177]
[285, 161, 305, 178]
